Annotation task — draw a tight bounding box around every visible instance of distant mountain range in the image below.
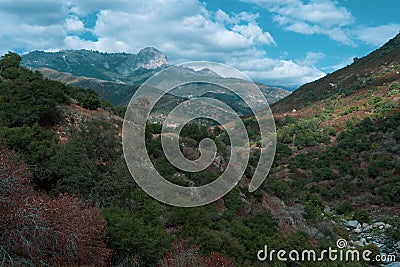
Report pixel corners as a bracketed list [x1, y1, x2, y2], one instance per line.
[21, 48, 291, 114]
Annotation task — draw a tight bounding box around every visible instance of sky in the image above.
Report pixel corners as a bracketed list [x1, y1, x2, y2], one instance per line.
[0, 0, 399, 88]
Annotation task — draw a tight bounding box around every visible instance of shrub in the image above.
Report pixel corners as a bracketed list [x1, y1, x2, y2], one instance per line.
[102, 206, 172, 266]
[388, 82, 400, 96]
[0, 147, 111, 266]
[336, 201, 353, 215]
[353, 209, 370, 223]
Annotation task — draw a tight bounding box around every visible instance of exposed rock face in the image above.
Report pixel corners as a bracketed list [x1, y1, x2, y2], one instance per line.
[136, 47, 168, 70]
[115, 47, 169, 75]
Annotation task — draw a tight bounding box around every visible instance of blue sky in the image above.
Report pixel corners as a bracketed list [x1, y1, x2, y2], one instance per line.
[0, 0, 399, 87]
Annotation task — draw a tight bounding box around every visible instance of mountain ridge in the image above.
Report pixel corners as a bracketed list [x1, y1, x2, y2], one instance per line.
[22, 47, 169, 83]
[272, 33, 400, 115]
[25, 51, 291, 111]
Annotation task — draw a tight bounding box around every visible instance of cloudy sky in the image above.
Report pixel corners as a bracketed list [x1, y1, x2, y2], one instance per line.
[1, 0, 399, 87]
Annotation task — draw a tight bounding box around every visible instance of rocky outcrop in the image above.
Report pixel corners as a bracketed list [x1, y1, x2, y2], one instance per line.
[343, 219, 400, 262]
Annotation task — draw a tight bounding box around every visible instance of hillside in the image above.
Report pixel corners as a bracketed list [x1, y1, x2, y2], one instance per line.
[35, 68, 291, 115]
[2, 34, 400, 265]
[242, 34, 400, 261]
[0, 52, 310, 266]
[272, 33, 400, 115]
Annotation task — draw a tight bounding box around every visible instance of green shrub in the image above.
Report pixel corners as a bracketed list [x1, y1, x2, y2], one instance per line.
[388, 82, 400, 96]
[353, 209, 370, 223]
[102, 206, 172, 266]
[336, 201, 353, 215]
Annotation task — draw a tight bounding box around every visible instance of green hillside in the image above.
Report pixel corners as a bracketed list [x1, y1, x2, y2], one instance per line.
[1, 33, 400, 266]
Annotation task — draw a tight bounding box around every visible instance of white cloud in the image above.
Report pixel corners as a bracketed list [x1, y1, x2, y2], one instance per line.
[67, 0, 133, 16]
[274, 1, 353, 27]
[357, 24, 400, 46]
[296, 52, 325, 66]
[85, 1, 276, 56]
[64, 16, 85, 32]
[227, 54, 326, 86]
[233, 23, 276, 45]
[0, 16, 66, 55]
[0, 0, 328, 86]
[243, 0, 355, 45]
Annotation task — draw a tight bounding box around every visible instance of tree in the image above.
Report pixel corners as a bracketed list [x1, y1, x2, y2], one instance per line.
[0, 146, 111, 266]
[0, 52, 21, 79]
[81, 91, 101, 110]
[0, 53, 67, 127]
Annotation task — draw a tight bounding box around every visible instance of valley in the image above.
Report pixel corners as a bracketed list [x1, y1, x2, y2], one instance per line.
[0, 33, 399, 266]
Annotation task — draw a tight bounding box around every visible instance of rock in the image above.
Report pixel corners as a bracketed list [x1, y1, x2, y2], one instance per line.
[354, 241, 364, 247]
[379, 225, 384, 230]
[373, 222, 386, 228]
[362, 226, 371, 232]
[345, 220, 359, 228]
[362, 223, 369, 228]
[353, 228, 362, 234]
[360, 238, 367, 244]
[386, 262, 400, 267]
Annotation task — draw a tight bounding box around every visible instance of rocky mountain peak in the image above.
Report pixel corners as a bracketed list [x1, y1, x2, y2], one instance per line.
[136, 47, 168, 69]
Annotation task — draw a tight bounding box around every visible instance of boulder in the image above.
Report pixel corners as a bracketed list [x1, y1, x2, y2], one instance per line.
[354, 241, 364, 247]
[345, 220, 359, 228]
[372, 222, 386, 228]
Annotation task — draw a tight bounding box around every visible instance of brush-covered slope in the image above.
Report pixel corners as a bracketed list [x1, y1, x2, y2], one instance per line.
[241, 34, 400, 260]
[272, 33, 400, 115]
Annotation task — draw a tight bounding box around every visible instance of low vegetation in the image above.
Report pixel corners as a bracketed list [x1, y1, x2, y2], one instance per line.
[1, 32, 399, 266]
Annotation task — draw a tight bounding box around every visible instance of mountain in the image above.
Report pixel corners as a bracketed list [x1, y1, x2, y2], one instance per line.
[2, 34, 400, 265]
[23, 51, 291, 114]
[242, 33, 400, 259]
[22, 47, 168, 84]
[0, 52, 307, 266]
[272, 33, 400, 115]
[37, 67, 141, 106]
